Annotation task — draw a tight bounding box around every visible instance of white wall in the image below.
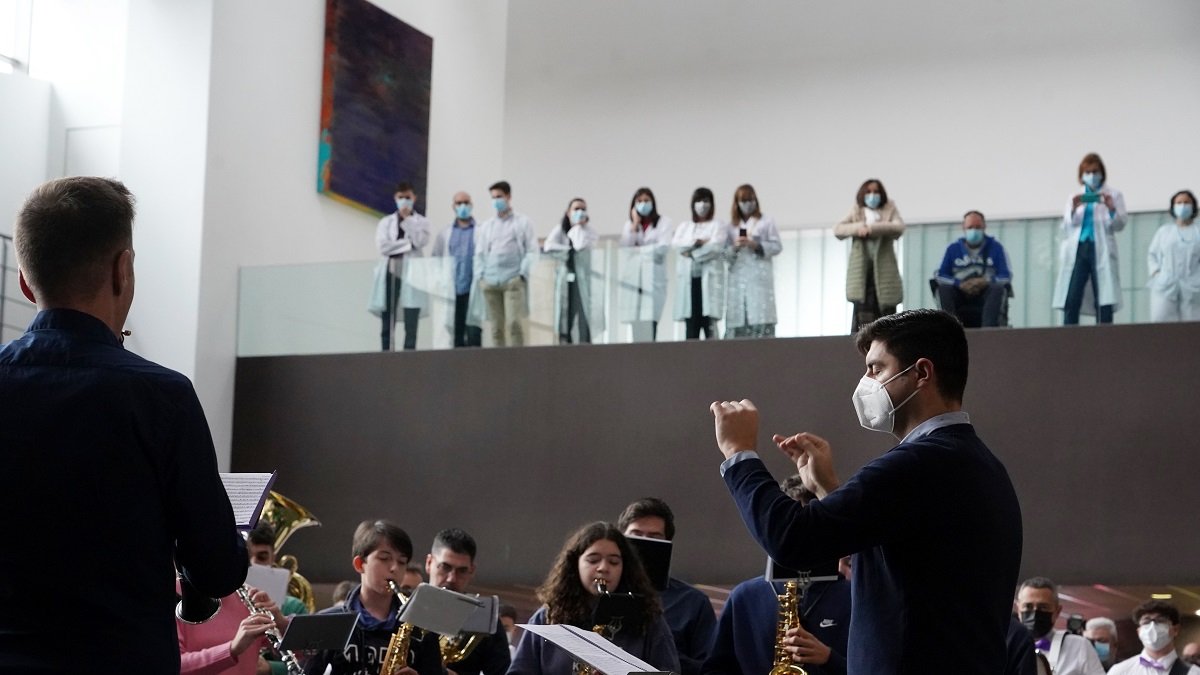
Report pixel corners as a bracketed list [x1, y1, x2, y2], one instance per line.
[195, 0, 509, 467]
[0, 73, 49, 235]
[501, 0, 1200, 236]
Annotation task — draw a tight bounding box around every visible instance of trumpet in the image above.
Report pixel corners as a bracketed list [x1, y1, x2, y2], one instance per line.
[235, 585, 303, 675]
[380, 580, 417, 675]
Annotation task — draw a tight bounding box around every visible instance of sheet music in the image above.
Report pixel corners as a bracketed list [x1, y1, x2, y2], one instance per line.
[218, 472, 277, 529]
[519, 623, 663, 675]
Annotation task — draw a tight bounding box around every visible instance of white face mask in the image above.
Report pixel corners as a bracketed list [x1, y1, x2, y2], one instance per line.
[1137, 621, 1173, 652]
[739, 200, 757, 217]
[851, 363, 918, 434]
[693, 201, 712, 217]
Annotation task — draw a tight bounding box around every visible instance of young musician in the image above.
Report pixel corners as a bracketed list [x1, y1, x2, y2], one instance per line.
[304, 520, 443, 675]
[177, 586, 286, 675]
[509, 522, 680, 675]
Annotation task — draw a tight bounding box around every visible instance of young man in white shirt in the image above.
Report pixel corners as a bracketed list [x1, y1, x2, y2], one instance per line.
[475, 181, 536, 347]
[375, 181, 431, 351]
[1108, 601, 1200, 675]
[1015, 577, 1105, 675]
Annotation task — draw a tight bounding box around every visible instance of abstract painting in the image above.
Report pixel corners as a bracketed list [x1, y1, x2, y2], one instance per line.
[318, 0, 433, 215]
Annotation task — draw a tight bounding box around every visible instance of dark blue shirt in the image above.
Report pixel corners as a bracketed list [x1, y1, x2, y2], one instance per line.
[307, 584, 445, 675]
[722, 424, 1022, 675]
[0, 309, 247, 674]
[935, 235, 1013, 287]
[661, 577, 717, 675]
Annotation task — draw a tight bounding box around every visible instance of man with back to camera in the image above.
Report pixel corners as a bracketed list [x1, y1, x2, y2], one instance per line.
[934, 210, 1012, 327]
[1107, 600, 1200, 675]
[424, 528, 511, 675]
[617, 497, 717, 675]
[1015, 577, 1105, 675]
[0, 177, 248, 673]
[709, 309, 1023, 674]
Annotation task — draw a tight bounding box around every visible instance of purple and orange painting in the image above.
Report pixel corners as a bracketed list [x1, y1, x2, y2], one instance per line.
[318, 0, 432, 215]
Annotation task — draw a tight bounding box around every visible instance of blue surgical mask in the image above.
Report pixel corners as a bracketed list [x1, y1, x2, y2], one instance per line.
[1175, 203, 1195, 221]
[635, 201, 654, 217]
[1082, 172, 1102, 191]
[864, 193, 882, 209]
[493, 197, 509, 213]
[571, 208, 587, 225]
[395, 197, 414, 212]
[964, 229, 984, 245]
[455, 203, 472, 220]
[1092, 641, 1110, 663]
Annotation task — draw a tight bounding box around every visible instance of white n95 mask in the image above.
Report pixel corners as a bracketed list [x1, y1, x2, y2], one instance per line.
[851, 363, 918, 434]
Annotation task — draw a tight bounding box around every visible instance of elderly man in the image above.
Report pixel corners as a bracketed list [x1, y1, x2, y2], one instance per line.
[1084, 617, 1120, 671]
[935, 210, 1012, 327]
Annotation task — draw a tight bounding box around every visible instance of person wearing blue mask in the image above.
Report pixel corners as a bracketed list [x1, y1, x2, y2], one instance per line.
[672, 187, 729, 340]
[1146, 189, 1200, 323]
[1052, 153, 1127, 325]
[543, 197, 604, 344]
[934, 211, 1012, 328]
[1083, 617, 1119, 671]
[372, 181, 431, 351]
[431, 191, 484, 347]
[834, 179, 905, 333]
[619, 187, 674, 342]
[475, 180, 537, 347]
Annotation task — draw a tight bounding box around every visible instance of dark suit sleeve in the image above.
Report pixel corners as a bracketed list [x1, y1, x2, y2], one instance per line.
[722, 453, 922, 569]
[171, 384, 247, 598]
[701, 589, 741, 675]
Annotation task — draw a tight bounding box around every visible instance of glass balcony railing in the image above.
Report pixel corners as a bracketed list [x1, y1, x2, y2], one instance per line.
[236, 210, 1174, 357]
[0, 234, 36, 344]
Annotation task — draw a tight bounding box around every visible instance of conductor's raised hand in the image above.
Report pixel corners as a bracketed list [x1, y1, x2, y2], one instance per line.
[773, 432, 840, 498]
[710, 399, 760, 460]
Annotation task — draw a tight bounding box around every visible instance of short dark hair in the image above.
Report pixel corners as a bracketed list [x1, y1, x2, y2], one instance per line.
[1017, 576, 1058, 601]
[855, 309, 968, 402]
[351, 519, 413, 561]
[394, 181, 415, 194]
[332, 580, 355, 605]
[616, 497, 676, 540]
[247, 521, 277, 547]
[1078, 153, 1107, 183]
[963, 210, 986, 225]
[1132, 600, 1180, 625]
[498, 604, 517, 620]
[855, 178, 889, 208]
[780, 475, 816, 505]
[15, 176, 136, 305]
[691, 187, 714, 221]
[432, 528, 477, 561]
[1170, 190, 1197, 217]
[489, 181, 511, 196]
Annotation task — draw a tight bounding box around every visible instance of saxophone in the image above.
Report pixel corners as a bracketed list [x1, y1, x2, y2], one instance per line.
[768, 581, 808, 675]
[440, 630, 483, 665]
[235, 585, 303, 675]
[380, 580, 416, 675]
[572, 579, 613, 675]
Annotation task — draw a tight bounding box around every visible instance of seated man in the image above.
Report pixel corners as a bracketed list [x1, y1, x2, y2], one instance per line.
[1108, 600, 1200, 675]
[1015, 577, 1104, 675]
[1083, 617, 1119, 671]
[935, 210, 1012, 327]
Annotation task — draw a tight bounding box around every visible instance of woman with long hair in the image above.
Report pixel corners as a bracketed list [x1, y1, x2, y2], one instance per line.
[543, 198, 603, 343]
[833, 178, 905, 332]
[508, 522, 680, 675]
[724, 184, 782, 338]
[618, 187, 674, 342]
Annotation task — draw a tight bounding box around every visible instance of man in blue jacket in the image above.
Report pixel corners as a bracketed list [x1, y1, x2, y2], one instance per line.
[710, 309, 1022, 675]
[935, 210, 1012, 327]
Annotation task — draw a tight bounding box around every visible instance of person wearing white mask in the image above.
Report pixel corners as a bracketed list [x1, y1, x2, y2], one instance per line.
[475, 180, 537, 347]
[431, 191, 484, 348]
[543, 197, 603, 344]
[671, 187, 729, 340]
[1053, 152, 1127, 325]
[708, 309, 1022, 675]
[372, 181, 430, 351]
[724, 184, 782, 339]
[1147, 189, 1200, 323]
[1108, 601, 1200, 675]
[834, 179, 905, 333]
[619, 187, 673, 342]
[935, 211, 1013, 328]
[1014, 577, 1105, 675]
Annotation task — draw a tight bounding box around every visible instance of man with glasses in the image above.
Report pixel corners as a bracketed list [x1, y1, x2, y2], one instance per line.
[425, 529, 511, 675]
[1107, 601, 1200, 675]
[1014, 577, 1104, 675]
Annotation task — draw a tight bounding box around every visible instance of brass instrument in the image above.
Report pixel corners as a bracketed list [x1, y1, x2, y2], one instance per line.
[236, 585, 303, 675]
[573, 580, 614, 675]
[440, 629, 484, 665]
[260, 491, 320, 612]
[380, 580, 417, 675]
[768, 581, 808, 675]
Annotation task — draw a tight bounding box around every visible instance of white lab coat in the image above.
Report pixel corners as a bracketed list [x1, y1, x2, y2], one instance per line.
[431, 223, 485, 333]
[543, 222, 606, 337]
[1147, 221, 1200, 322]
[370, 211, 431, 316]
[1051, 186, 1127, 313]
[671, 219, 730, 321]
[618, 216, 674, 323]
[725, 216, 783, 328]
[1046, 630, 1106, 675]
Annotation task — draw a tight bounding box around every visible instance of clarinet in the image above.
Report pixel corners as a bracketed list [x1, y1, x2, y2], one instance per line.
[236, 585, 303, 675]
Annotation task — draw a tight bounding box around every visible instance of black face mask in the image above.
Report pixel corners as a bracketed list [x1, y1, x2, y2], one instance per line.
[1020, 609, 1055, 639]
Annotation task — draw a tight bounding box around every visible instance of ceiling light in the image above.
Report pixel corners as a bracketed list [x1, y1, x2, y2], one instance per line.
[1151, 593, 1172, 600]
[1195, 609, 1200, 617]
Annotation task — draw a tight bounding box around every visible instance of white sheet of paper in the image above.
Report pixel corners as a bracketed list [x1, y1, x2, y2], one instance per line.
[218, 472, 276, 529]
[518, 623, 664, 675]
[245, 564, 291, 606]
